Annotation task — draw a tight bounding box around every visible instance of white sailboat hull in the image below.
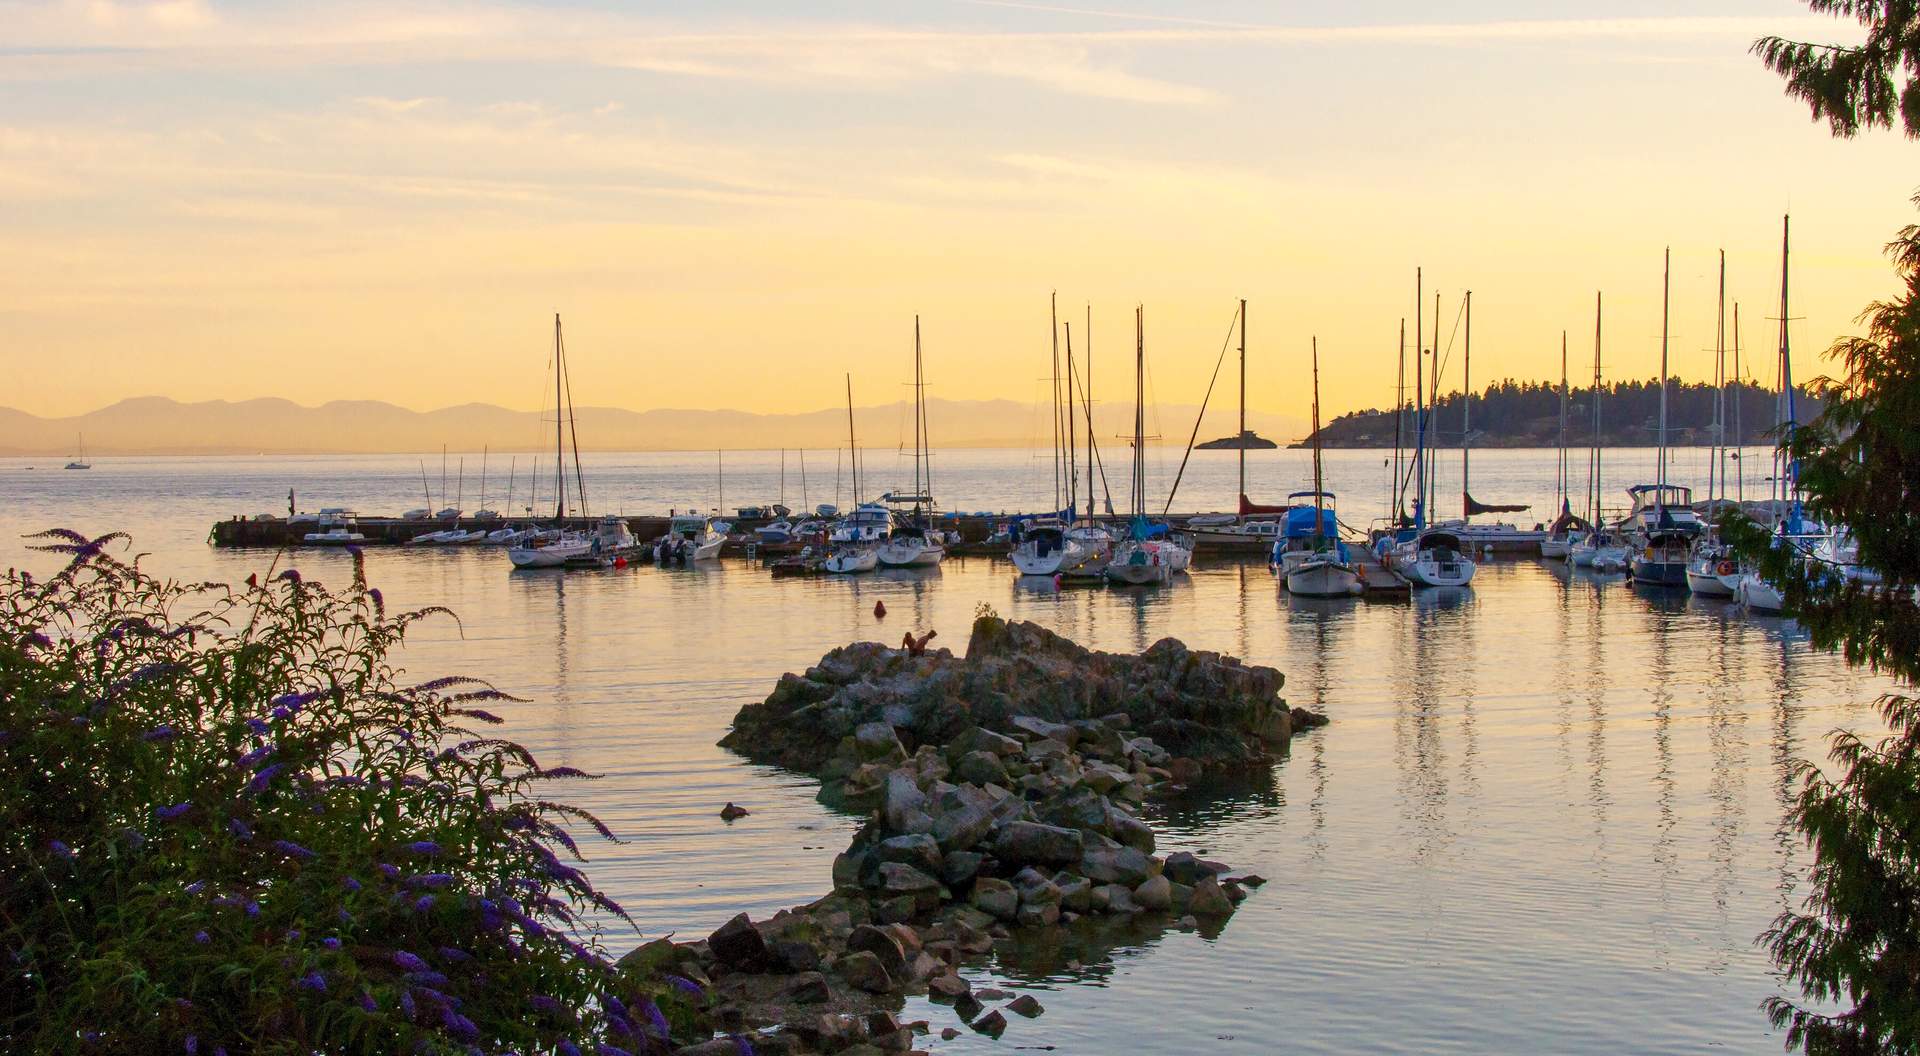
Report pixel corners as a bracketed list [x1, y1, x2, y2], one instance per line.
[1685, 556, 1737, 596]
[824, 547, 878, 573]
[1737, 574, 1787, 613]
[877, 538, 945, 567]
[1286, 560, 1363, 598]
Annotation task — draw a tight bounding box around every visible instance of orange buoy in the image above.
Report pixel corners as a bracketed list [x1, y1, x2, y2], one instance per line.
[613, 557, 628, 569]
[874, 600, 887, 619]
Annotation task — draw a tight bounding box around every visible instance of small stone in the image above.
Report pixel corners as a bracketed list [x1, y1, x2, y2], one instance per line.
[954, 993, 984, 1022]
[1005, 994, 1044, 1018]
[719, 802, 750, 821]
[784, 971, 832, 1004]
[1015, 901, 1059, 927]
[929, 972, 971, 1000]
[772, 939, 821, 973]
[867, 1011, 902, 1037]
[972, 1010, 1008, 1037]
[970, 877, 1018, 921]
[1177, 914, 1198, 930]
[1188, 876, 1235, 917]
[837, 949, 894, 993]
[1132, 874, 1173, 911]
[873, 894, 920, 925]
[1231, 873, 1268, 887]
[941, 1028, 961, 1040]
[974, 987, 1013, 1001]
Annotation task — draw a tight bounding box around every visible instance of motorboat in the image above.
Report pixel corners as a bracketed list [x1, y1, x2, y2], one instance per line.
[754, 520, 797, 544]
[303, 513, 366, 545]
[1570, 526, 1632, 572]
[1625, 484, 1701, 587]
[815, 504, 839, 518]
[655, 515, 727, 564]
[1684, 531, 1738, 597]
[830, 503, 893, 545]
[1189, 518, 1285, 553]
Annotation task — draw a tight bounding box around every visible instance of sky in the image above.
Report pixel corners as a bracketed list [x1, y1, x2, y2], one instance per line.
[2, 0, 1912, 426]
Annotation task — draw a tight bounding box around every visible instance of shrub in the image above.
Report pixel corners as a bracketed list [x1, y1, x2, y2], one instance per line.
[0, 531, 670, 1055]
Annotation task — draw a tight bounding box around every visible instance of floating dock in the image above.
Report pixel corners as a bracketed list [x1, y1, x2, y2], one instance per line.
[1350, 548, 1412, 597]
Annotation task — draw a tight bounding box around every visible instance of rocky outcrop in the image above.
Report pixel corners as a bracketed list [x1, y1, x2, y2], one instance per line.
[620, 621, 1324, 1054]
[720, 616, 1323, 775]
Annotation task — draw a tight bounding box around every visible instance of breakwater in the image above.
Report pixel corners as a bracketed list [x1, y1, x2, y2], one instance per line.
[614, 617, 1325, 1053]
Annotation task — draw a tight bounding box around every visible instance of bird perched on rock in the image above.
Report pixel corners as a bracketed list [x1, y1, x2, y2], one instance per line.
[874, 600, 886, 619]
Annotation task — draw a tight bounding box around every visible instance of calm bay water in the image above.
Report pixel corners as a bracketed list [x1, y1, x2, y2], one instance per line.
[0, 446, 1879, 1054]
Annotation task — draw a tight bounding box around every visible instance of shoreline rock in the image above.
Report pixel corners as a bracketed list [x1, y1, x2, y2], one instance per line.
[622, 618, 1326, 1054]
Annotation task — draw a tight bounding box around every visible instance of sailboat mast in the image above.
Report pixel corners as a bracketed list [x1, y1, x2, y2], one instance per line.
[1462, 290, 1472, 520]
[554, 315, 566, 520]
[1557, 332, 1568, 511]
[1393, 318, 1405, 521]
[1134, 306, 1145, 518]
[1430, 291, 1441, 520]
[1065, 321, 1078, 514]
[844, 374, 859, 506]
[1592, 292, 1604, 526]
[561, 319, 589, 519]
[1051, 292, 1062, 512]
[1238, 297, 1247, 512]
[1414, 269, 1425, 530]
[479, 448, 487, 514]
[1658, 248, 1671, 494]
[1778, 214, 1796, 525]
[1732, 304, 1744, 504]
[918, 319, 932, 510]
[1713, 249, 1727, 509]
[1085, 305, 1095, 515]
[1311, 336, 1323, 538]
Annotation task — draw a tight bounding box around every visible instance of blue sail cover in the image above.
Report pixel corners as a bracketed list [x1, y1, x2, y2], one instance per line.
[1284, 505, 1338, 539]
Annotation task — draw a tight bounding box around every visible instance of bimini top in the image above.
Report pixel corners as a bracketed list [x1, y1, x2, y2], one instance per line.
[1626, 483, 1694, 505]
[1417, 528, 1465, 550]
[1286, 490, 1337, 501]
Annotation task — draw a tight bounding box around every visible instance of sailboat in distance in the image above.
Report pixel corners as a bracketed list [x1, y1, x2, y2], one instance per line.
[825, 374, 880, 573]
[1285, 338, 1363, 597]
[507, 315, 640, 569]
[64, 433, 91, 470]
[875, 317, 947, 568]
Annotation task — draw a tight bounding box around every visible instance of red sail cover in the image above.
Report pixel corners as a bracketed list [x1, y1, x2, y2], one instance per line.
[1464, 492, 1529, 516]
[1239, 493, 1290, 516]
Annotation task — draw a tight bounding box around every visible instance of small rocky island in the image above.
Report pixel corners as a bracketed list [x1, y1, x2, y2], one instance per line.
[1195, 429, 1278, 450]
[618, 617, 1326, 1054]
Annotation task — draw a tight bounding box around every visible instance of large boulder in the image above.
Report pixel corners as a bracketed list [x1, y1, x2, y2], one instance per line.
[992, 821, 1085, 867]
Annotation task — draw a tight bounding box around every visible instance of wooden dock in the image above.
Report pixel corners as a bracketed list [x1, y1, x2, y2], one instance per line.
[1350, 547, 1411, 597]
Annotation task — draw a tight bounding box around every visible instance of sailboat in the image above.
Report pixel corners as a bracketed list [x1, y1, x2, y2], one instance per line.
[507, 315, 640, 569]
[1188, 300, 1286, 550]
[1107, 307, 1184, 585]
[1285, 338, 1363, 597]
[1451, 291, 1536, 550]
[1687, 252, 1739, 596]
[1629, 250, 1704, 587]
[1569, 293, 1632, 571]
[1540, 332, 1592, 557]
[1012, 293, 1092, 576]
[876, 318, 946, 568]
[1738, 216, 1823, 612]
[1388, 283, 1477, 588]
[64, 433, 91, 470]
[1058, 306, 1116, 580]
[823, 379, 881, 574]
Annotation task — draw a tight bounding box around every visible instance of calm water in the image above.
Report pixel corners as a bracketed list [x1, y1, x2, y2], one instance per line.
[1, 448, 1880, 1055]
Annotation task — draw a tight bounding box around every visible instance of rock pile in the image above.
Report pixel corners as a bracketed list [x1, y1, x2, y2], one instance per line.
[621, 618, 1324, 1054]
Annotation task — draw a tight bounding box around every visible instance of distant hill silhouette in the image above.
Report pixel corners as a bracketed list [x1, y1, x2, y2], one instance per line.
[1298, 379, 1820, 449]
[0, 396, 1304, 456]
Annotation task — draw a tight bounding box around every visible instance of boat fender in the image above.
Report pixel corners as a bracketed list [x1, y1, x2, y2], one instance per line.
[1716, 560, 1736, 576]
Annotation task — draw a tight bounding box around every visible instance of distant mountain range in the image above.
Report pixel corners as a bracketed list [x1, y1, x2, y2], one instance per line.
[0, 396, 1306, 456]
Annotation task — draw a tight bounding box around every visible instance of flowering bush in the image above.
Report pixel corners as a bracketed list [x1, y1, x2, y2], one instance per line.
[0, 531, 668, 1054]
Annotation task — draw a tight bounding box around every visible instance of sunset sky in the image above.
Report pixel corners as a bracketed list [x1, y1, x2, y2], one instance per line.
[3, 0, 1912, 428]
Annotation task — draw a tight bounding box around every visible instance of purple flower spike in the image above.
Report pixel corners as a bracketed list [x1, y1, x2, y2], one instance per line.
[270, 706, 292, 721]
[323, 937, 341, 950]
[392, 950, 428, 972]
[411, 895, 435, 913]
[440, 1008, 479, 1040]
[184, 880, 206, 895]
[48, 840, 74, 860]
[247, 764, 284, 792]
[368, 588, 384, 607]
[665, 974, 703, 997]
[341, 876, 361, 892]
[243, 901, 261, 918]
[235, 745, 272, 768]
[436, 945, 470, 962]
[143, 725, 178, 742]
[731, 1035, 756, 1056]
[271, 840, 316, 860]
[637, 998, 670, 1039]
[409, 873, 453, 888]
[246, 718, 271, 735]
[156, 802, 193, 822]
[597, 1045, 634, 1056]
[557, 1042, 581, 1056]
[528, 995, 563, 1015]
[277, 569, 301, 583]
[399, 990, 417, 1019]
[402, 841, 442, 856]
[357, 991, 377, 1012]
[377, 863, 401, 879]
[193, 931, 210, 945]
[184, 1035, 198, 1054]
[296, 971, 326, 992]
[229, 819, 253, 840]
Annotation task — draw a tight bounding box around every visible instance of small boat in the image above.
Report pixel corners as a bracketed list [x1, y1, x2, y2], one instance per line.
[1186, 513, 1237, 527]
[303, 512, 366, 545]
[1736, 570, 1788, 613]
[876, 524, 946, 568]
[754, 520, 797, 544]
[1106, 522, 1175, 586]
[831, 503, 893, 544]
[1571, 526, 1632, 572]
[1056, 522, 1113, 580]
[1010, 518, 1088, 576]
[815, 504, 839, 519]
[1392, 527, 1478, 588]
[823, 545, 879, 574]
[1190, 518, 1285, 552]
[1625, 484, 1701, 587]
[1684, 531, 1738, 597]
[876, 317, 944, 569]
[64, 433, 91, 470]
[1284, 341, 1363, 599]
[1540, 335, 1581, 560]
[402, 508, 432, 521]
[655, 515, 727, 564]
